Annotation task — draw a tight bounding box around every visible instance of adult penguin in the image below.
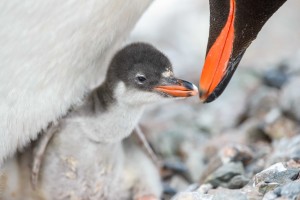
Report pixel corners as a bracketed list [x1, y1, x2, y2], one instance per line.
[199, 0, 287, 103]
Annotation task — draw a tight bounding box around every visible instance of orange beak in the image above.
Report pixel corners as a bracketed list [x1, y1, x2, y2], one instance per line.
[199, 0, 236, 103]
[155, 78, 198, 98]
[199, 0, 285, 103]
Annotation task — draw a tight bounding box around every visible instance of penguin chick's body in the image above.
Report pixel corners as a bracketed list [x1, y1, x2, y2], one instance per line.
[0, 43, 198, 200]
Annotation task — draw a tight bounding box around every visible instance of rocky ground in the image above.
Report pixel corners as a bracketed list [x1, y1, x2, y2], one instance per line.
[140, 60, 300, 200]
[129, 0, 300, 199]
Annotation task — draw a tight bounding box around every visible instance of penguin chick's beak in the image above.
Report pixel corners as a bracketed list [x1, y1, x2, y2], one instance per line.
[155, 77, 198, 98]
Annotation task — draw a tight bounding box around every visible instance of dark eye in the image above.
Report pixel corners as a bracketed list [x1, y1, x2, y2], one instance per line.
[136, 75, 147, 84]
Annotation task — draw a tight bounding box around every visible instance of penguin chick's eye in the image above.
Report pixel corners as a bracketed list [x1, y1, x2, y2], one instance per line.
[136, 75, 147, 84]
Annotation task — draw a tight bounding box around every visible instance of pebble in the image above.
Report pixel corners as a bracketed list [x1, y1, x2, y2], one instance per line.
[280, 77, 300, 121]
[263, 115, 297, 140]
[262, 181, 300, 200]
[262, 190, 279, 200]
[245, 86, 280, 119]
[208, 187, 248, 200]
[219, 144, 253, 165]
[254, 162, 300, 194]
[172, 192, 213, 200]
[169, 176, 190, 192]
[280, 181, 300, 199]
[197, 184, 213, 194]
[172, 187, 249, 200]
[241, 184, 263, 200]
[204, 162, 249, 189]
[262, 64, 289, 89]
[267, 135, 300, 166]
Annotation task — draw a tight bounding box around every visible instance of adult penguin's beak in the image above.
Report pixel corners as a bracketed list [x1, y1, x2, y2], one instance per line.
[199, 0, 286, 103]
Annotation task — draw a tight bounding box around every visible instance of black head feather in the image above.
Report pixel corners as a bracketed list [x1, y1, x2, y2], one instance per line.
[106, 42, 173, 91]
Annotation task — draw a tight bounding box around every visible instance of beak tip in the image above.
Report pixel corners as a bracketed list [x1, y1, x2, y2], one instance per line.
[191, 83, 199, 95]
[201, 91, 219, 103]
[198, 88, 208, 102]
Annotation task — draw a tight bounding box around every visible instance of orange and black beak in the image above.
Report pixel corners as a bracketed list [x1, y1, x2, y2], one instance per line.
[199, 0, 286, 103]
[155, 77, 198, 98]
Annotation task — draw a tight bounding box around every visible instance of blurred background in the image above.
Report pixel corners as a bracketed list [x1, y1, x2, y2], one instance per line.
[128, 0, 300, 199]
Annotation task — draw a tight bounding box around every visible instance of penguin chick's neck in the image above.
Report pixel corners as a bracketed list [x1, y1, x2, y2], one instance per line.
[73, 81, 146, 144]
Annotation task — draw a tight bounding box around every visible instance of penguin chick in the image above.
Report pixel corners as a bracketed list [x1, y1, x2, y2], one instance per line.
[0, 43, 198, 200]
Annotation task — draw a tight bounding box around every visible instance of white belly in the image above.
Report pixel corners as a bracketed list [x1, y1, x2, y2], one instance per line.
[0, 0, 152, 164]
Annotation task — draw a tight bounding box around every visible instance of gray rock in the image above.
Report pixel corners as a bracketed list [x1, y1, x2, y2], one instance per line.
[257, 182, 281, 195]
[254, 162, 300, 194]
[262, 190, 279, 200]
[280, 181, 300, 199]
[174, 184, 252, 200]
[169, 176, 190, 192]
[219, 144, 254, 165]
[267, 135, 300, 166]
[180, 139, 207, 182]
[254, 163, 299, 184]
[262, 64, 289, 89]
[241, 184, 263, 200]
[263, 115, 297, 140]
[172, 192, 213, 200]
[208, 188, 248, 200]
[280, 77, 300, 121]
[246, 86, 280, 119]
[262, 181, 300, 200]
[197, 184, 213, 194]
[229, 175, 251, 189]
[205, 162, 249, 189]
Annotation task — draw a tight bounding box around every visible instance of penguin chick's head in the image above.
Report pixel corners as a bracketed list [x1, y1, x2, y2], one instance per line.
[106, 43, 198, 104]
